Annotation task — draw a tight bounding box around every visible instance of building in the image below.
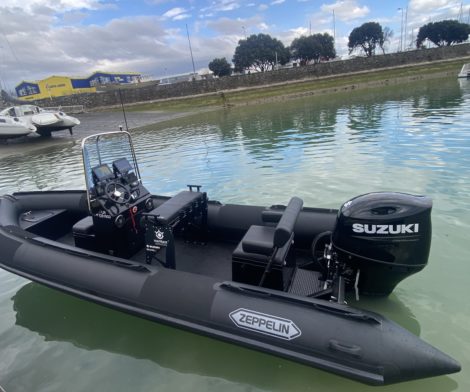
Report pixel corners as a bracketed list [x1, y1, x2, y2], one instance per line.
[15, 71, 142, 101]
[159, 72, 200, 85]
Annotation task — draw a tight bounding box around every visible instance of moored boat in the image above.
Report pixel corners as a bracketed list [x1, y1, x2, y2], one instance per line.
[0, 105, 80, 136]
[0, 114, 36, 139]
[0, 131, 460, 385]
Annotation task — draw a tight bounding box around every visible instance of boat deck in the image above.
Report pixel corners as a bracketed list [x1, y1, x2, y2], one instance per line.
[25, 206, 320, 296]
[132, 238, 235, 280]
[58, 229, 313, 290]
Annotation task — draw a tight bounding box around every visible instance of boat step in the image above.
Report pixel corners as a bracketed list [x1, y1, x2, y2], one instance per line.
[288, 268, 325, 296]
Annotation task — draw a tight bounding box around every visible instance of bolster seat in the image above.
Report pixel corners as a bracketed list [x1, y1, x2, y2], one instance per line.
[237, 196, 303, 257]
[232, 197, 304, 289]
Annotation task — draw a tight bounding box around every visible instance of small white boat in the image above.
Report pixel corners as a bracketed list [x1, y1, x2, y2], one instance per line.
[0, 105, 80, 137]
[458, 63, 470, 78]
[0, 115, 36, 139]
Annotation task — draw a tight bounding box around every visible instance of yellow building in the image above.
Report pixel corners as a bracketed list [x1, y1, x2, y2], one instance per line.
[16, 71, 141, 101]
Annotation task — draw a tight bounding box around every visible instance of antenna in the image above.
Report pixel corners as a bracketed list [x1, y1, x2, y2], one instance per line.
[118, 89, 129, 131]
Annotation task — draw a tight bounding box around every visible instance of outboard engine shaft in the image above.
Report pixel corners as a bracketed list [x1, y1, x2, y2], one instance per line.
[331, 192, 432, 296]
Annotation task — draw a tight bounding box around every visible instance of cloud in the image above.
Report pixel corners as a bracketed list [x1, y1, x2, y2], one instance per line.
[1, 0, 108, 12]
[1, 13, 174, 83]
[205, 16, 265, 35]
[162, 7, 188, 20]
[321, 0, 369, 22]
[200, 0, 241, 14]
[145, 0, 173, 4]
[271, 0, 285, 4]
[409, 0, 455, 12]
[258, 4, 269, 11]
[60, 11, 90, 25]
[173, 13, 191, 20]
[281, 26, 309, 44]
[0, 6, 245, 86]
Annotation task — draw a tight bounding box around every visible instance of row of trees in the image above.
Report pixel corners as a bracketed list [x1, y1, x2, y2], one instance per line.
[347, 20, 470, 57]
[209, 33, 335, 77]
[417, 20, 470, 48]
[209, 19, 470, 77]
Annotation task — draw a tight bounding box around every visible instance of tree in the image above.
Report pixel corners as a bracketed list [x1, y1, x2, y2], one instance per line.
[232, 33, 290, 73]
[348, 22, 385, 57]
[416, 20, 470, 48]
[208, 57, 232, 77]
[382, 27, 394, 52]
[290, 33, 336, 65]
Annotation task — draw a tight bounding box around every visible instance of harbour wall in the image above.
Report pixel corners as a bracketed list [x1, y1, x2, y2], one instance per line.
[15, 44, 470, 109]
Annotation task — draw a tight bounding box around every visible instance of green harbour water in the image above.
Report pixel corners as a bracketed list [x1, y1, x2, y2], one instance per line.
[0, 76, 469, 391]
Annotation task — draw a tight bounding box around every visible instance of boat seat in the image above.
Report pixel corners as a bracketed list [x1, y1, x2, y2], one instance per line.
[72, 216, 97, 251]
[232, 225, 294, 265]
[148, 191, 206, 226]
[72, 216, 94, 235]
[232, 197, 303, 290]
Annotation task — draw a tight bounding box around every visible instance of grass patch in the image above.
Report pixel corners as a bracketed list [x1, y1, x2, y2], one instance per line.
[124, 58, 469, 112]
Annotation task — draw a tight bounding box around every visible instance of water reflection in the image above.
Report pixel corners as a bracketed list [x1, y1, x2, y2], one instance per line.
[352, 292, 421, 336]
[12, 283, 458, 392]
[0, 142, 84, 192]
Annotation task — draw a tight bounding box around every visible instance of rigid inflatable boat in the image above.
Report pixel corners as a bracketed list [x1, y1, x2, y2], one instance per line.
[0, 131, 460, 385]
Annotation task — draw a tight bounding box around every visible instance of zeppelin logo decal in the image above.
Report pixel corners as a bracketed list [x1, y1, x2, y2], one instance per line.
[352, 223, 419, 234]
[229, 308, 301, 340]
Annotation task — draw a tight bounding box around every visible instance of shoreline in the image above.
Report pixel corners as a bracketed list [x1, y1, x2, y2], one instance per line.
[120, 56, 470, 112]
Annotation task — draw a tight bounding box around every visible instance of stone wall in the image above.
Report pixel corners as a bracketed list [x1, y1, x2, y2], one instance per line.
[23, 43, 470, 109]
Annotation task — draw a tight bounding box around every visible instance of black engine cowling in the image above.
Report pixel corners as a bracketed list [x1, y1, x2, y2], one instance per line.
[332, 192, 432, 296]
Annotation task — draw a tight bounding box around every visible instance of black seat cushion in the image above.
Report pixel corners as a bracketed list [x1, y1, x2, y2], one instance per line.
[149, 191, 203, 224]
[232, 196, 303, 268]
[241, 225, 275, 255]
[233, 227, 294, 266]
[72, 216, 94, 235]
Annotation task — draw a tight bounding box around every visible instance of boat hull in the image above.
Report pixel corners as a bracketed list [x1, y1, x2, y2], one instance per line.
[0, 191, 461, 385]
[32, 113, 80, 135]
[0, 117, 36, 139]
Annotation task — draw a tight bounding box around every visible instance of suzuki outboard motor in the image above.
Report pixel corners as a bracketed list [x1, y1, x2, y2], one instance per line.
[331, 192, 432, 296]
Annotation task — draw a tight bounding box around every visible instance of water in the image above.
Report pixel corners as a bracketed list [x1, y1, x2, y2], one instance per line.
[0, 77, 469, 391]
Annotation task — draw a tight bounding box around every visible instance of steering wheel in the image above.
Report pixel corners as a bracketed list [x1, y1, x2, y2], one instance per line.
[105, 182, 131, 205]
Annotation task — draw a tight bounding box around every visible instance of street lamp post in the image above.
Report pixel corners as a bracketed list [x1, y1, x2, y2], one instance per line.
[398, 7, 404, 52]
[185, 24, 196, 78]
[404, 4, 408, 50]
[333, 9, 336, 48]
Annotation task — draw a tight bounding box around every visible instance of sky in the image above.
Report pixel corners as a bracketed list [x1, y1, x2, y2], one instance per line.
[0, 0, 469, 90]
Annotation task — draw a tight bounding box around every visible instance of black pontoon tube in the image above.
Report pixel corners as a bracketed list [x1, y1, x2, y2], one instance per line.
[0, 191, 461, 385]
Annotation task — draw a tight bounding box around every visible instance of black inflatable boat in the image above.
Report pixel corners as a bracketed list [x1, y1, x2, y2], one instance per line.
[0, 131, 460, 385]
